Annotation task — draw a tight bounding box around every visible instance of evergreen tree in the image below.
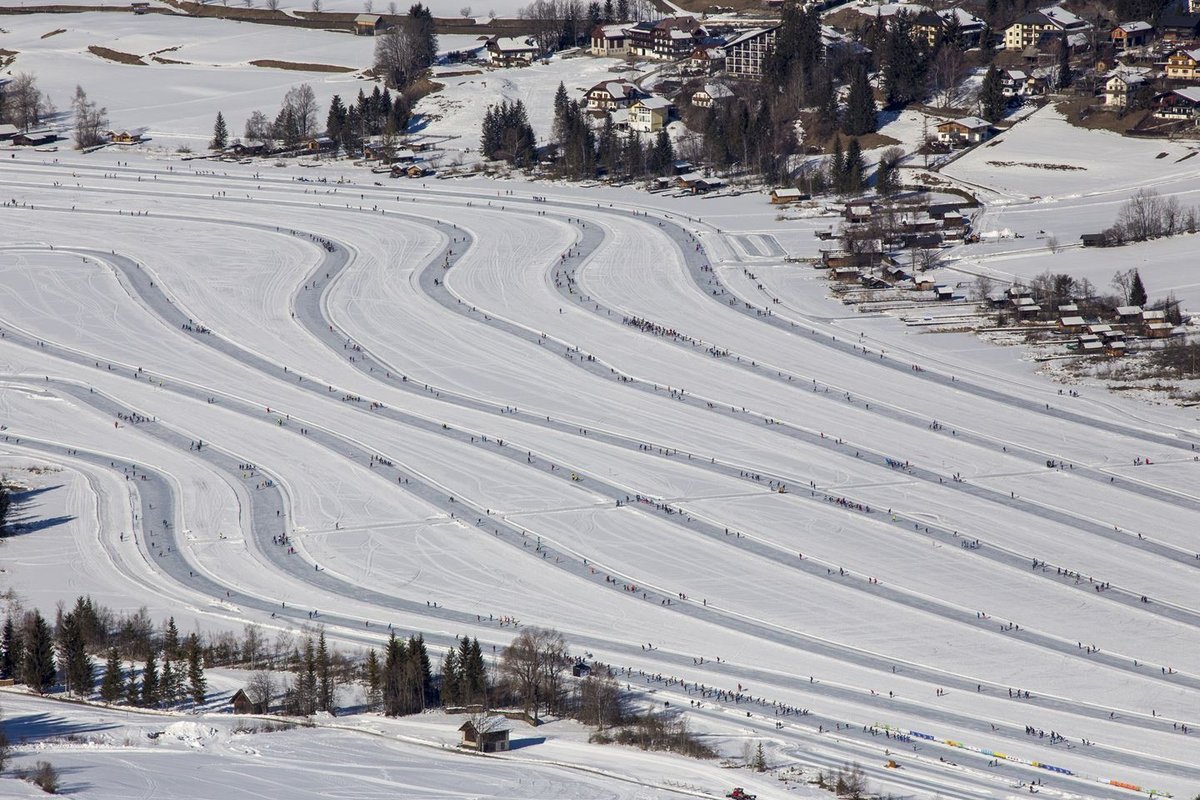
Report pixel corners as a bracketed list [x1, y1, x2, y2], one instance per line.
[649, 127, 674, 175]
[1, 617, 20, 680]
[100, 648, 122, 704]
[1057, 41, 1071, 90]
[411, 635, 433, 709]
[880, 13, 927, 107]
[843, 137, 865, 195]
[365, 649, 382, 711]
[326, 94, 347, 142]
[160, 659, 177, 706]
[753, 742, 767, 771]
[441, 646, 460, 706]
[316, 630, 334, 713]
[603, 0, 612, 21]
[382, 633, 405, 716]
[124, 661, 140, 705]
[466, 638, 487, 702]
[763, 0, 822, 91]
[615, 0, 628, 21]
[979, 65, 1006, 123]
[1130, 270, 1148, 307]
[57, 611, 92, 697]
[23, 611, 55, 694]
[843, 64, 877, 136]
[296, 636, 317, 715]
[162, 617, 180, 663]
[875, 146, 903, 196]
[211, 112, 228, 150]
[829, 136, 845, 193]
[141, 651, 159, 707]
[186, 633, 206, 705]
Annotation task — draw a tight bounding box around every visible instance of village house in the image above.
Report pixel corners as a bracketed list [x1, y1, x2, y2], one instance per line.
[626, 17, 705, 60]
[1058, 315, 1087, 333]
[304, 135, 337, 153]
[1151, 86, 1200, 119]
[723, 26, 778, 80]
[691, 82, 733, 108]
[936, 116, 992, 145]
[1158, 12, 1200, 41]
[683, 45, 725, 75]
[485, 36, 540, 67]
[770, 187, 807, 204]
[131, 1, 151, 12]
[1165, 47, 1200, 81]
[1004, 6, 1090, 50]
[911, 8, 986, 47]
[1110, 21, 1152, 49]
[1001, 69, 1029, 97]
[1115, 305, 1143, 323]
[589, 24, 629, 56]
[458, 717, 512, 753]
[0, 123, 20, 141]
[107, 127, 148, 144]
[354, 13, 383, 35]
[585, 79, 643, 111]
[1103, 71, 1148, 108]
[629, 97, 671, 132]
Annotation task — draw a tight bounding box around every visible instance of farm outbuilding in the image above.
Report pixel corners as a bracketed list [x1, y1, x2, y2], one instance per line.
[459, 717, 512, 752]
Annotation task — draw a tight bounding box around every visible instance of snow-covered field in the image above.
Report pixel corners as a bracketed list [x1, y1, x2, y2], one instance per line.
[2, 13, 1200, 800]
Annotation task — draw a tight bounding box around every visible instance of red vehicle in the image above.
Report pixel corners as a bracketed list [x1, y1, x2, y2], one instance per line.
[727, 789, 757, 800]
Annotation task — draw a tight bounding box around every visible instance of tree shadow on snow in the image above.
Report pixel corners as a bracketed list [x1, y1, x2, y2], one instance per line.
[3, 513, 76, 537]
[8, 485, 63, 503]
[2, 711, 119, 745]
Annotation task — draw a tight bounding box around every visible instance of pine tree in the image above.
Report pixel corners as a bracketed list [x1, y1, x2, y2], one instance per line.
[466, 638, 487, 703]
[979, 65, 1006, 123]
[365, 649, 382, 711]
[124, 662, 140, 705]
[297, 636, 317, 715]
[141, 651, 159, 707]
[843, 64, 877, 136]
[829, 136, 845, 193]
[382, 633, 405, 716]
[1129, 270, 1147, 307]
[23, 611, 56, 694]
[211, 112, 228, 150]
[753, 742, 767, 772]
[651, 127, 674, 176]
[162, 617, 180, 662]
[410, 635, 432, 709]
[186, 633, 206, 705]
[100, 648, 122, 703]
[615, 0, 627, 21]
[1, 617, 20, 680]
[57, 611, 92, 697]
[160, 659, 176, 706]
[316, 630, 334, 713]
[441, 646, 460, 706]
[1057, 41, 1071, 90]
[844, 138, 865, 195]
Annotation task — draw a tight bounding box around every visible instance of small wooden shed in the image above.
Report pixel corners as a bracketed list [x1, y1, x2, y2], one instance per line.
[231, 688, 265, 715]
[459, 717, 512, 752]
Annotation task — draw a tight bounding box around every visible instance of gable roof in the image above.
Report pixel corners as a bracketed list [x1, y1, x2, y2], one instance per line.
[459, 716, 513, 735]
[1114, 21, 1152, 33]
[633, 97, 672, 110]
[1166, 86, 1200, 103]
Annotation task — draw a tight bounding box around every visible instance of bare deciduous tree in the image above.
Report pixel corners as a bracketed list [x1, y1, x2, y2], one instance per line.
[500, 627, 569, 720]
[246, 670, 275, 712]
[4, 73, 45, 132]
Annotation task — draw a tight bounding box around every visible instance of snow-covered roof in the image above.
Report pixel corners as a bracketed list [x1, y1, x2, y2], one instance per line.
[699, 82, 733, 99]
[1115, 21, 1152, 33]
[939, 8, 984, 28]
[772, 187, 804, 197]
[355, 13, 381, 23]
[724, 26, 778, 49]
[634, 97, 672, 110]
[459, 716, 512, 734]
[1168, 86, 1200, 103]
[1039, 5, 1087, 28]
[940, 116, 989, 130]
[1088, 323, 1113, 333]
[1116, 305, 1142, 315]
[490, 37, 538, 52]
[1060, 315, 1086, 326]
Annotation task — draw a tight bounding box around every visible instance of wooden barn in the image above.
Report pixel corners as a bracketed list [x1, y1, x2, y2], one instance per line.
[459, 717, 512, 752]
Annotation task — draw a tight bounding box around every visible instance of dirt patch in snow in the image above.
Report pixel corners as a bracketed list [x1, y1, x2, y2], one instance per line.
[249, 59, 355, 73]
[88, 45, 146, 65]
